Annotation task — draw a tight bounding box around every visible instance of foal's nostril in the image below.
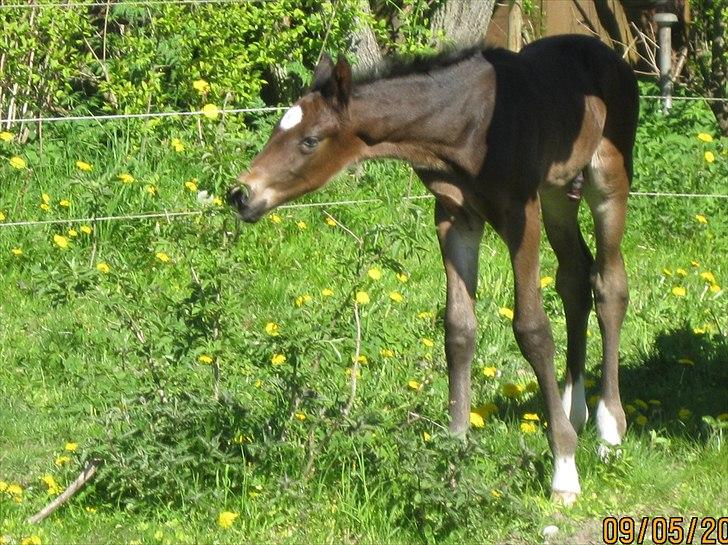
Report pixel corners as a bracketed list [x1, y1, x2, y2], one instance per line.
[226, 185, 250, 208]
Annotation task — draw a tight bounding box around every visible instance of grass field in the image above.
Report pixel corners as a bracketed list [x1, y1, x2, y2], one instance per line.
[1, 95, 727, 545]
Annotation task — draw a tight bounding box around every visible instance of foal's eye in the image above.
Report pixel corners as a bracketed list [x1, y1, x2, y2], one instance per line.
[300, 136, 320, 152]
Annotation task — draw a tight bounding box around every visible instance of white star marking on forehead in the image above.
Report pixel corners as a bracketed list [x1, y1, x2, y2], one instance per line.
[279, 105, 303, 130]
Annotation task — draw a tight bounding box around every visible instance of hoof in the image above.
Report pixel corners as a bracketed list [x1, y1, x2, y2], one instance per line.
[551, 490, 579, 507]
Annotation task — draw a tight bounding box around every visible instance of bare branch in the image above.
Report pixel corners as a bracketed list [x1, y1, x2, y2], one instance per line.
[28, 459, 102, 524]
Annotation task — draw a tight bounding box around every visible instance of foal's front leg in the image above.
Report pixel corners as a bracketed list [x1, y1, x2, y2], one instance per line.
[435, 201, 484, 435]
[501, 198, 580, 505]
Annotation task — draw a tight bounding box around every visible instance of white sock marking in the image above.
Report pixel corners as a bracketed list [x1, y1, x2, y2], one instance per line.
[562, 374, 588, 429]
[279, 105, 303, 130]
[596, 400, 622, 445]
[552, 455, 580, 494]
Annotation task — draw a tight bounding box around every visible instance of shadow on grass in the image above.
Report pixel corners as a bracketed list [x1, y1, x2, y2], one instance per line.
[501, 323, 728, 441]
[617, 324, 728, 438]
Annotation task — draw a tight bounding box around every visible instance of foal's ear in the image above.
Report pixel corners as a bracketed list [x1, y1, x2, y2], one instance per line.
[311, 53, 352, 110]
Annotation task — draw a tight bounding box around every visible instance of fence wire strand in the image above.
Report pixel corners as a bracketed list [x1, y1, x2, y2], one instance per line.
[0, 0, 256, 9]
[0, 192, 725, 230]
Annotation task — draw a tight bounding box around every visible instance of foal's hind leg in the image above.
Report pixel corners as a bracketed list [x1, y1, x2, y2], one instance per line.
[500, 197, 580, 505]
[541, 189, 594, 432]
[585, 141, 630, 457]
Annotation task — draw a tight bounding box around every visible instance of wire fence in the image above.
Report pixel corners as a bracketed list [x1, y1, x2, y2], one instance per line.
[0, 0, 257, 9]
[1, 94, 727, 126]
[0, 191, 725, 231]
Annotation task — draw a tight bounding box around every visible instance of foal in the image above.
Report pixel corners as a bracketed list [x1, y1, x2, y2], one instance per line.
[228, 34, 639, 504]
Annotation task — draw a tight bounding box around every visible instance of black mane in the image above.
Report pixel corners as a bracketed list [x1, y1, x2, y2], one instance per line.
[352, 45, 490, 85]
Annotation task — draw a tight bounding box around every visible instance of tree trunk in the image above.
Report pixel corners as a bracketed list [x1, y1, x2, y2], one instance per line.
[709, 100, 728, 135]
[430, 0, 496, 48]
[350, 0, 383, 72]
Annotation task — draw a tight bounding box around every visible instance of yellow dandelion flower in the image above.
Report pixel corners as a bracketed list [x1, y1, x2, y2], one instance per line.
[0, 211, 5, 221]
[354, 354, 368, 364]
[156, 252, 171, 263]
[325, 217, 337, 227]
[502, 383, 524, 398]
[367, 267, 382, 280]
[11, 247, 23, 257]
[473, 402, 498, 418]
[198, 354, 213, 365]
[704, 151, 715, 163]
[297, 220, 307, 230]
[271, 353, 286, 365]
[217, 511, 238, 529]
[68, 228, 78, 237]
[265, 322, 280, 336]
[355, 291, 370, 305]
[202, 104, 219, 119]
[295, 294, 312, 307]
[145, 184, 158, 195]
[407, 379, 422, 391]
[41, 474, 62, 495]
[192, 79, 210, 94]
[76, 160, 92, 171]
[695, 214, 708, 224]
[678, 357, 695, 366]
[65, 442, 78, 452]
[498, 307, 514, 320]
[185, 179, 198, 192]
[59, 199, 71, 208]
[321, 288, 334, 297]
[9, 156, 26, 169]
[213, 196, 223, 206]
[85, 506, 97, 513]
[483, 366, 497, 378]
[421, 337, 434, 348]
[54, 455, 71, 466]
[53, 234, 70, 249]
[40, 203, 50, 212]
[80, 225, 93, 234]
[171, 138, 185, 152]
[422, 431, 431, 442]
[389, 291, 404, 303]
[294, 411, 306, 421]
[470, 411, 485, 428]
[418, 311, 434, 319]
[671, 286, 686, 297]
[709, 283, 721, 293]
[96, 262, 111, 274]
[269, 214, 282, 224]
[490, 489, 502, 499]
[0, 131, 13, 142]
[397, 272, 409, 283]
[697, 132, 713, 142]
[678, 408, 692, 420]
[700, 271, 716, 284]
[662, 268, 673, 276]
[20, 536, 41, 545]
[540, 276, 554, 289]
[345, 367, 361, 378]
[118, 173, 134, 184]
[691, 260, 700, 267]
[380, 348, 394, 358]
[635, 415, 648, 426]
[520, 421, 538, 434]
[522, 412, 540, 421]
[676, 268, 688, 277]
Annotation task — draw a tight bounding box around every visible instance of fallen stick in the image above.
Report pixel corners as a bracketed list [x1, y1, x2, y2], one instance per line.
[27, 459, 102, 524]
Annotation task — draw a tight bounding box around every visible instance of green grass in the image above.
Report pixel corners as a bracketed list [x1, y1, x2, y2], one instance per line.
[1, 98, 727, 545]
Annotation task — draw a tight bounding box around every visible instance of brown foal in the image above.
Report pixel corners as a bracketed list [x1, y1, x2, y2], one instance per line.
[227, 34, 639, 505]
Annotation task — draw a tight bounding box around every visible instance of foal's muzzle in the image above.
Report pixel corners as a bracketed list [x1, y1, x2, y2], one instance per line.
[226, 184, 265, 223]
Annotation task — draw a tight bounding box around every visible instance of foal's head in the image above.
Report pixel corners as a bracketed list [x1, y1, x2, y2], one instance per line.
[228, 54, 362, 222]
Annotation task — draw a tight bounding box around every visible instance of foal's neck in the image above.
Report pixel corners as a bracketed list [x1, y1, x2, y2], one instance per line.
[349, 55, 495, 177]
